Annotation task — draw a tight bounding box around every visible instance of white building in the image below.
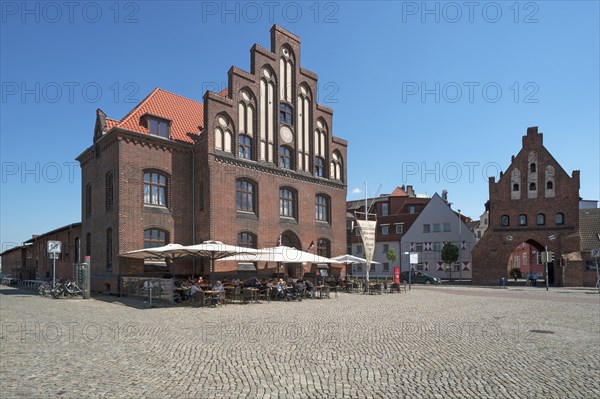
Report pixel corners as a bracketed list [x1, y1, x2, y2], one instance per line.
[400, 193, 476, 280]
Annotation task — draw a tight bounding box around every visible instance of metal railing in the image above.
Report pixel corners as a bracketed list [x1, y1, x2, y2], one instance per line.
[120, 277, 175, 305]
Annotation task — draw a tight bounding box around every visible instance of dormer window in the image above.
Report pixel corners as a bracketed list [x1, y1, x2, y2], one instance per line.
[149, 118, 169, 138]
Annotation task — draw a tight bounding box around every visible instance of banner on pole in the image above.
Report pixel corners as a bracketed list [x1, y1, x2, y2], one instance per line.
[356, 219, 377, 280]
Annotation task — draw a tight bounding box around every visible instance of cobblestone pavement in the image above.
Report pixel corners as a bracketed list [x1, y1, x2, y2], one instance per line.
[1, 285, 599, 398]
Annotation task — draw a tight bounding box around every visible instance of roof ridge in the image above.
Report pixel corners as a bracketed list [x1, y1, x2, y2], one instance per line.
[118, 87, 162, 125]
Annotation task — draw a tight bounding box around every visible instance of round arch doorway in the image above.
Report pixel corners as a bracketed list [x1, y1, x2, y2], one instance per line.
[280, 231, 302, 279]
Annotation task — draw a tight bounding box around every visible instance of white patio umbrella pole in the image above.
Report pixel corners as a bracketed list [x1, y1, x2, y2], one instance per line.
[365, 181, 369, 285]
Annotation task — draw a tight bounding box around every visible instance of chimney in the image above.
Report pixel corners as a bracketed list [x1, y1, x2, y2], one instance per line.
[442, 190, 448, 202]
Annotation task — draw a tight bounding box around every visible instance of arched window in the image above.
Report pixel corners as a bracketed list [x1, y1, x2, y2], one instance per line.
[279, 46, 294, 102]
[85, 184, 92, 218]
[237, 232, 257, 249]
[297, 83, 311, 172]
[314, 156, 325, 177]
[105, 172, 113, 211]
[546, 181, 553, 190]
[529, 182, 536, 191]
[144, 171, 167, 206]
[238, 134, 252, 159]
[106, 228, 113, 272]
[536, 213, 545, 225]
[530, 163, 536, 173]
[314, 119, 328, 177]
[236, 179, 256, 213]
[518, 214, 527, 226]
[214, 114, 233, 153]
[279, 146, 293, 170]
[555, 213, 564, 225]
[279, 103, 293, 125]
[330, 151, 343, 181]
[513, 183, 519, 192]
[279, 187, 296, 219]
[315, 195, 329, 223]
[317, 238, 331, 258]
[260, 67, 276, 162]
[144, 228, 168, 248]
[501, 215, 510, 226]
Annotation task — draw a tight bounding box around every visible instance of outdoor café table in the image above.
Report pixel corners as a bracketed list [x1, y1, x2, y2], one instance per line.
[242, 287, 260, 303]
[203, 290, 222, 307]
[315, 285, 330, 299]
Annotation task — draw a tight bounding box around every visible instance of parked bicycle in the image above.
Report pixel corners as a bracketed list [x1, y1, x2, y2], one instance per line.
[38, 282, 52, 297]
[38, 281, 83, 299]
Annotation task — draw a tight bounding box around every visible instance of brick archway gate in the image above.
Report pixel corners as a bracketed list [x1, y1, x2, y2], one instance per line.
[281, 230, 302, 278]
[472, 229, 579, 286]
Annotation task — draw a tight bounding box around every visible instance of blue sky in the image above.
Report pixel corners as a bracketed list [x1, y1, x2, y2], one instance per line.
[1, 1, 599, 248]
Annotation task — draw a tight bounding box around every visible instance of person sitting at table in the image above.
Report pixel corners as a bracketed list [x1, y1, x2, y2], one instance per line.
[211, 280, 224, 306]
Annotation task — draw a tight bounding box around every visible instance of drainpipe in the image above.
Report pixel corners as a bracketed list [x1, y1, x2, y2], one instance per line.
[192, 144, 196, 278]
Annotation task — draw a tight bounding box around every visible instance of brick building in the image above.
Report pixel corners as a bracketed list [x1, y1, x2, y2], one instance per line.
[347, 186, 430, 277]
[472, 127, 591, 286]
[77, 26, 348, 292]
[0, 223, 82, 282]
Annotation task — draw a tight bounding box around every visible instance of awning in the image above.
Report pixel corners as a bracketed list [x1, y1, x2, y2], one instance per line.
[316, 264, 329, 269]
[238, 263, 257, 271]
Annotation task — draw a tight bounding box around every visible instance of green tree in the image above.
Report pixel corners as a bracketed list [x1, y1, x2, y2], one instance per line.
[441, 242, 459, 281]
[386, 248, 398, 268]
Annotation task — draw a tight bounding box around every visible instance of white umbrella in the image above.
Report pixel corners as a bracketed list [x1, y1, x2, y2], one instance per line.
[120, 243, 191, 278]
[183, 240, 259, 282]
[331, 254, 381, 265]
[220, 246, 341, 279]
[220, 246, 340, 264]
[120, 243, 191, 260]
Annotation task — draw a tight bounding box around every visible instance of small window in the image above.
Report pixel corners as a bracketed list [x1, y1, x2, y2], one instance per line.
[433, 242, 442, 252]
[356, 245, 363, 254]
[513, 183, 520, 192]
[355, 229, 361, 237]
[383, 263, 390, 272]
[546, 181, 553, 190]
[415, 243, 423, 252]
[144, 172, 167, 206]
[381, 203, 389, 216]
[555, 213, 564, 225]
[238, 134, 252, 159]
[279, 103, 293, 125]
[144, 228, 168, 248]
[501, 215, 510, 226]
[369, 263, 376, 272]
[423, 224, 431, 233]
[432, 223, 441, 233]
[315, 195, 329, 223]
[529, 182, 536, 191]
[408, 205, 416, 214]
[443, 223, 451, 232]
[519, 214, 527, 226]
[381, 226, 389, 235]
[237, 232, 257, 248]
[484, 218, 488, 225]
[314, 157, 325, 177]
[530, 163, 536, 173]
[395, 224, 403, 235]
[236, 179, 256, 213]
[536, 213, 545, 225]
[149, 118, 169, 138]
[279, 146, 293, 170]
[317, 238, 331, 258]
[383, 244, 389, 253]
[279, 187, 296, 218]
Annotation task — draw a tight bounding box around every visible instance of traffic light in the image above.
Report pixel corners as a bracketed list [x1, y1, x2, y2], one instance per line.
[547, 251, 554, 263]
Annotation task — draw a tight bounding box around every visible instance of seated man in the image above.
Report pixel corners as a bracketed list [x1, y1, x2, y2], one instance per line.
[211, 280, 224, 306]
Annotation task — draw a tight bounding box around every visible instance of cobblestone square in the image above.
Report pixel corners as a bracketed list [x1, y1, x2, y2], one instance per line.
[1, 285, 599, 398]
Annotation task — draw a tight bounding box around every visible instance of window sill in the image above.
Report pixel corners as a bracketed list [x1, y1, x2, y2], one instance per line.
[143, 205, 170, 214]
[236, 211, 258, 220]
[279, 217, 298, 224]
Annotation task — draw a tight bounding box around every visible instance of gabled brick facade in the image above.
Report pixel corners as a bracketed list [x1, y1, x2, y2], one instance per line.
[472, 127, 586, 286]
[77, 26, 348, 292]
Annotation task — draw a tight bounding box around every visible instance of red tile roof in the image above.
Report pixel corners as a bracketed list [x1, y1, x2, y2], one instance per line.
[218, 88, 229, 97]
[107, 88, 203, 143]
[390, 186, 408, 197]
